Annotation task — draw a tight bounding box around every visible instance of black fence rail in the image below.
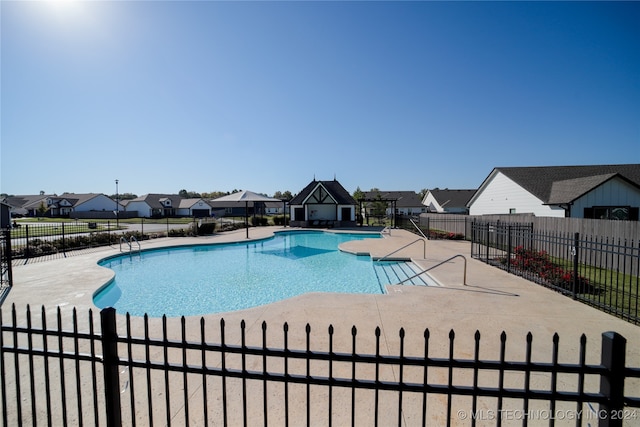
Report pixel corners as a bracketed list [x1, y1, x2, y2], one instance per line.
[0, 230, 11, 302]
[8, 219, 211, 262]
[1, 305, 639, 426]
[471, 221, 640, 325]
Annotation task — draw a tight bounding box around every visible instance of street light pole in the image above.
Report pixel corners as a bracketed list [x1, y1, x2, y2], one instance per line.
[115, 179, 119, 228]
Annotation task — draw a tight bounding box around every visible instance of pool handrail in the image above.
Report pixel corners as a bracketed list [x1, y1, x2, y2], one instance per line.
[119, 236, 130, 253]
[374, 238, 426, 262]
[119, 236, 141, 254]
[409, 218, 427, 239]
[392, 254, 467, 286]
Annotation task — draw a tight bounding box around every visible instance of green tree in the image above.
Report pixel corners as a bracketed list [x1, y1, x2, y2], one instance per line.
[202, 191, 229, 199]
[372, 193, 387, 217]
[37, 201, 48, 217]
[179, 189, 201, 198]
[352, 187, 365, 201]
[109, 193, 137, 200]
[273, 190, 293, 200]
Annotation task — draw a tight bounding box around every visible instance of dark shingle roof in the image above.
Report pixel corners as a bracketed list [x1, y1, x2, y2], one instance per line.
[497, 164, 640, 203]
[360, 191, 423, 208]
[289, 180, 356, 205]
[429, 189, 476, 209]
[130, 194, 182, 209]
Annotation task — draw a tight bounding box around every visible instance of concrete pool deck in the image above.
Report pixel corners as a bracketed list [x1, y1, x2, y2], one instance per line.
[2, 226, 639, 425]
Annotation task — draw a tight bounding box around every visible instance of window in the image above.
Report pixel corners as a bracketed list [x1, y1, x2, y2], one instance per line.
[584, 206, 639, 221]
[509, 208, 516, 214]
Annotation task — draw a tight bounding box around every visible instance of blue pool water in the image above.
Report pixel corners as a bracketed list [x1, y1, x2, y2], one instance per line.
[94, 231, 382, 317]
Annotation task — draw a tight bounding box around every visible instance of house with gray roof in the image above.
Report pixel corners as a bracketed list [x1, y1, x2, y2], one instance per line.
[126, 194, 212, 218]
[3, 194, 54, 217]
[46, 193, 119, 217]
[422, 189, 476, 214]
[360, 190, 425, 217]
[468, 164, 640, 220]
[3, 193, 118, 217]
[289, 179, 357, 227]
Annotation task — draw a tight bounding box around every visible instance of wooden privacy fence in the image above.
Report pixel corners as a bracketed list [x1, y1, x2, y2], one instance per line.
[1, 305, 639, 426]
[415, 214, 639, 243]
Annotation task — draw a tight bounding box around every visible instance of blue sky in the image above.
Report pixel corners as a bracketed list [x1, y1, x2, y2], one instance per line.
[2, 1, 639, 198]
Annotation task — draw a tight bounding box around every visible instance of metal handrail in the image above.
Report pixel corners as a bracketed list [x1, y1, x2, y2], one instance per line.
[394, 254, 467, 286]
[119, 236, 131, 253]
[129, 235, 141, 252]
[374, 238, 426, 262]
[409, 218, 427, 239]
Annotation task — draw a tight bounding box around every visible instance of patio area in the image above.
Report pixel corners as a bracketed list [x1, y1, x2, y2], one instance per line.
[2, 226, 639, 425]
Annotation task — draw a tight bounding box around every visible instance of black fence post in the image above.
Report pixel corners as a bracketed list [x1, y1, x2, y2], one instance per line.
[100, 308, 122, 427]
[62, 222, 66, 257]
[598, 331, 626, 427]
[507, 225, 512, 274]
[25, 225, 30, 261]
[572, 232, 579, 300]
[485, 223, 490, 263]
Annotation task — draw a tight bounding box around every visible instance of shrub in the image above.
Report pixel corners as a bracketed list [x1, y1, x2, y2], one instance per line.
[198, 222, 216, 235]
[502, 246, 593, 293]
[427, 229, 465, 240]
[250, 217, 269, 226]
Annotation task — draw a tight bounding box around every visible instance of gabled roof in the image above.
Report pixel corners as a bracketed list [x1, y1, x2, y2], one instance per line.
[178, 198, 212, 209]
[546, 174, 624, 205]
[4, 194, 54, 210]
[53, 193, 104, 206]
[289, 180, 356, 205]
[489, 164, 640, 204]
[361, 191, 423, 208]
[130, 194, 182, 209]
[426, 189, 476, 209]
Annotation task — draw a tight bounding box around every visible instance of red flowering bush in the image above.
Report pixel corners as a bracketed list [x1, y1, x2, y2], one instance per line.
[428, 229, 465, 240]
[502, 246, 592, 292]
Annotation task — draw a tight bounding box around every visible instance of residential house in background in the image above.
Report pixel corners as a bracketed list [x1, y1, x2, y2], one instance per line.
[177, 198, 213, 217]
[125, 194, 213, 218]
[360, 191, 425, 217]
[264, 201, 286, 215]
[45, 193, 119, 217]
[3, 194, 54, 217]
[3, 193, 118, 217]
[125, 194, 177, 218]
[468, 164, 640, 220]
[422, 189, 476, 214]
[289, 179, 357, 227]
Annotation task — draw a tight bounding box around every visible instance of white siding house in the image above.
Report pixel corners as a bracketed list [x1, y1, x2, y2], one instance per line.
[422, 189, 475, 214]
[469, 172, 565, 217]
[125, 199, 153, 218]
[468, 165, 640, 220]
[177, 199, 213, 217]
[47, 193, 120, 216]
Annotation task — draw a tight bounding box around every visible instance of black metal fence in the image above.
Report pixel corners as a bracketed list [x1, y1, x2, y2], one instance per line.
[471, 221, 640, 325]
[1, 305, 639, 426]
[0, 230, 11, 301]
[8, 219, 207, 262]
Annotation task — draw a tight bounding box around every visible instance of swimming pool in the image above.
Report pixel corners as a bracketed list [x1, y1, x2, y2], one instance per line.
[94, 231, 383, 317]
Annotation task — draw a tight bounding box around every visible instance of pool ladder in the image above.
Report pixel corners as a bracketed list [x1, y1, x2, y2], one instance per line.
[119, 236, 141, 255]
[374, 238, 467, 286]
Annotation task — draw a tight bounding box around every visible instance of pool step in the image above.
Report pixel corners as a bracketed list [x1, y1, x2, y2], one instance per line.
[373, 261, 437, 287]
